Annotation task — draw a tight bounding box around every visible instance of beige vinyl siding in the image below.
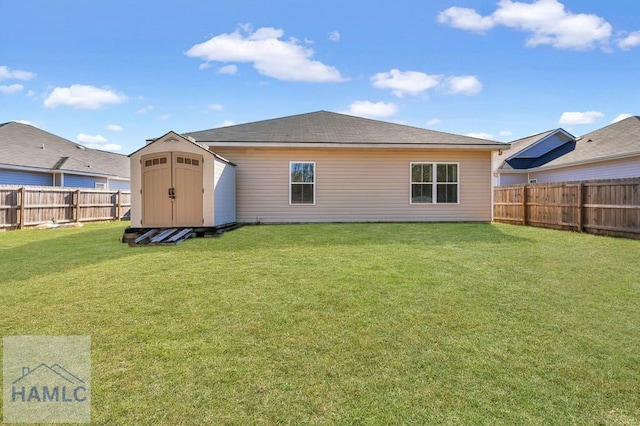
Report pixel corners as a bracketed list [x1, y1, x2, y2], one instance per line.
[211, 147, 492, 223]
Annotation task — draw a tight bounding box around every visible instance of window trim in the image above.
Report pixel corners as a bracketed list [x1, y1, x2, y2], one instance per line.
[289, 161, 316, 206]
[409, 162, 460, 205]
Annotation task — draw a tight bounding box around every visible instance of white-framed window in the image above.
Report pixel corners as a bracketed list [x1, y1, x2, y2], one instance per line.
[290, 161, 315, 205]
[410, 163, 459, 204]
[95, 182, 107, 190]
[529, 178, 538, 184]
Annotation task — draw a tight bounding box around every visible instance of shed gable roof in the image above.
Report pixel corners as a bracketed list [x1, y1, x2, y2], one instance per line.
[129, 130, 236, 165]
[183, 111, 507, 149]
[0, 122, 129, 179]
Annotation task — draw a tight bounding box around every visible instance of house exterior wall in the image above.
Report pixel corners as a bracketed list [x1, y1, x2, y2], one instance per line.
[0, 168, 130, 189]
[528, 155, 640, 183]
[129, 135, 216, 227]
[64, 175, 108, 188]
[210, 147, 493, 223]
[213, 158, 236, 226]
[496, 173, 528, 186]
[108, 179, 131, 190]
[0, 169, 52, 186]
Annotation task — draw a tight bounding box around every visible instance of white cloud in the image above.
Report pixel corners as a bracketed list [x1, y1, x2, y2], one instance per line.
[239, 22, 253, 33]
[467, 132, 495, 139]
[215, 120, 235, 128]
[371, 69, 442, 97]
[500, 130, 514, 136]
[107, 124, 123, 132]
[426, 118, 441, 126]
[218, 64, 238, 75]
[437, 7, 495, 33]
[344, 101, 399, 118]
[44, 85, 127, 109]
[136, 105, 154, 114]
[611, 113, 633, 124]
[78, 133, 121, 152]
[617, 31, 640, 50]
[0, 66, 36, 81]
[558, 110, 604, 125]
[185, 25, 346, 82]
[16, 120, 34, 125]
[438, 0, 612, 50]
[207, 104, 224, 111]
[78, 133, 108, 144]
[371, 69, 482, 97]
[445, 75, 483, 95]
[159, 114, 170, 121]
[328, 31, 340, 42]
[0, 84, 24, 94]
[87, 143, 122, 152]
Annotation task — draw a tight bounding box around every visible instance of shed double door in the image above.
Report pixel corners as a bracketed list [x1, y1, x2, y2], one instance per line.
[141, 152, 203, 227]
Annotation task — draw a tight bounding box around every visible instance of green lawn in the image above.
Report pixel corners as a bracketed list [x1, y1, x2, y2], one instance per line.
[1, 221, 639, 425]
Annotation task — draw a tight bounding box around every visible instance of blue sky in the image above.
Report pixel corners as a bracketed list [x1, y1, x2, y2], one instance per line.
[1, 0, 638, 153]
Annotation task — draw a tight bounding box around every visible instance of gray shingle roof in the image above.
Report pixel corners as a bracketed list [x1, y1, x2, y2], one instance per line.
[541, 116, 640, 168]
[0, 122, 129, 178]
[184, 111, 507, 149]
[497, 116, 640, 172]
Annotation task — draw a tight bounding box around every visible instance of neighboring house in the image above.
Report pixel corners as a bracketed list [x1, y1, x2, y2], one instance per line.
[494, 116, 640, 185]
[129, 111, 507, 227]
[0, 122, 130, 189]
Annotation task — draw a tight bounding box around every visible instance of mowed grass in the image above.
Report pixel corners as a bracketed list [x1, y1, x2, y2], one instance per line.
[0, 222, 639, 425]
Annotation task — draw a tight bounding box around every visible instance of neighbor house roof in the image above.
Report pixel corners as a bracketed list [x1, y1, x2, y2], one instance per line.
[0, 122, 129, 179]
[540, 116, 640, 168]
[497, 116, 640, 173]
[182, 110, 508, 150]
[498, 128, 576, 171]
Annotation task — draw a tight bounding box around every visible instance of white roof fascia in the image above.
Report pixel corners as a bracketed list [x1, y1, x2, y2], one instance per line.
[201, 141, 508, 150]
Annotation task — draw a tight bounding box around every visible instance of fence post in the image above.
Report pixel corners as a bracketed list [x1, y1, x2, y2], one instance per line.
[18, 186, 26, 229]
[521, 185, 528, 225]
[117, 190, 122, 221]
[74, 189, 81, 223]
[576, 183, 583, 232]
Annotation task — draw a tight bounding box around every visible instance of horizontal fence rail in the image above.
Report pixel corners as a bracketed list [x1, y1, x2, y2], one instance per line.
[494, 178, 640, 239]
[0, 185, 131, 230]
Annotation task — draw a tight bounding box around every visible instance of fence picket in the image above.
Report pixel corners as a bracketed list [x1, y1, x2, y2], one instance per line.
[494, 178, 640, 239]
[0, 185, 131, 229]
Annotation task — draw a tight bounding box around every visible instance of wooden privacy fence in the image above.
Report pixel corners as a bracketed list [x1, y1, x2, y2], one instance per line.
[493, 178, 640, 239]
[0, 186, 131, 230]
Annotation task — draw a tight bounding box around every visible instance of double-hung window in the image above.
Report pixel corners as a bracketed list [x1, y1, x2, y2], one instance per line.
[410, 163, 458, 204]
[290, 162, 315, 205]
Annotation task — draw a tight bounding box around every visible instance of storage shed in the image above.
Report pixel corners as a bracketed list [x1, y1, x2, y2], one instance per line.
[129, 131, 236, 229]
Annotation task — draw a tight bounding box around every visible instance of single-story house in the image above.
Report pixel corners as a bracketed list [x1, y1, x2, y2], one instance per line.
[129, 111, 507, 228]
[0, 121, 130, 189]
[494, 115, 640, 185]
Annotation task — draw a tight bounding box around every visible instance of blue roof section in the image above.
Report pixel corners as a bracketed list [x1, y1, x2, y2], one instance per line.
[514, 131, 573, 158]
[504, 129, 576, 169]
